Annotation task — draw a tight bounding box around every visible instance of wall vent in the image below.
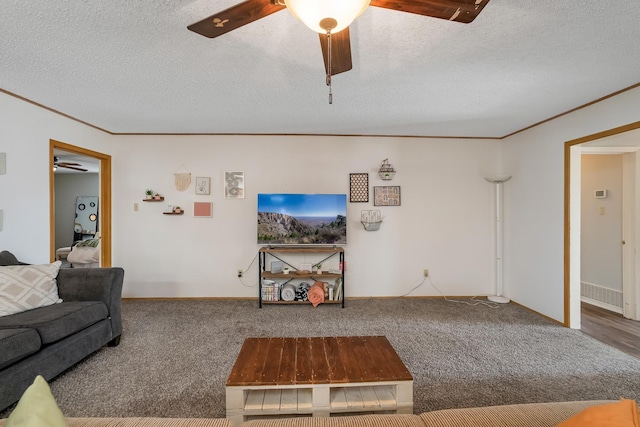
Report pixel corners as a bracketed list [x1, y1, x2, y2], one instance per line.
[581, 282, 623, 311]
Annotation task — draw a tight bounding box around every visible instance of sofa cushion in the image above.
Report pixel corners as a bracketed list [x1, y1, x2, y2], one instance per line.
[63, 419, 232, 427]
[0, 262, 63, 316]
[0, 301, 108, 345]
[419, 401, 617, 427]
[241, 414, 425, 427]
[4, 375, 67, 427]
[0, 328, 41, 370]
[557, 399, 639, 427]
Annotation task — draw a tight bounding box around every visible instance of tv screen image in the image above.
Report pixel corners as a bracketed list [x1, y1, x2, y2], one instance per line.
[258, 194, 347, 245]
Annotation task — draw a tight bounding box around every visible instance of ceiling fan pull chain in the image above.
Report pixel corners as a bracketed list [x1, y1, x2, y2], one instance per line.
[327, 30, 333, 104]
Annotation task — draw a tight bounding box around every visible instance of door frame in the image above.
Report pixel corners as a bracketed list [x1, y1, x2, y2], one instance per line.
[564, 120, 640, 327]
[49, 139, 112, 266]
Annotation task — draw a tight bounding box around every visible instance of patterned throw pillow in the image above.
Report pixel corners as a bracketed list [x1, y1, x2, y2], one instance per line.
[0, 261, 63, 317]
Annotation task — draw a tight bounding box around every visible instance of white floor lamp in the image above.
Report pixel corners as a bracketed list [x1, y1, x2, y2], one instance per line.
[485, 176, 511, 304]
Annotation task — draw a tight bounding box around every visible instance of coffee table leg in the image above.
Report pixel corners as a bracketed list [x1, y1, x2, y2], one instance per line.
[226, 387, 245, 425]
[312, 384, 331, 417]
[396, 381, 414, 414]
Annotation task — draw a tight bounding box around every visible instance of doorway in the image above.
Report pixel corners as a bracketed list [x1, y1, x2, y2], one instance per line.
[49, 139, 112, 266]
[580, 153, 624, 314]
[565, 121, 640, 328]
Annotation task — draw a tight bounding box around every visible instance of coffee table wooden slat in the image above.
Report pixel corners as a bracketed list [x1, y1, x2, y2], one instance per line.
[276, 337, 297, 385]
[260, 337, 284, 383]
[349, 336, 378, 380]
[339, 336, 366, 382]
[226, 336, 413, 425]
[323, 335, 348, 383]
[310, 337, 330, 383]
[294, 337, 313, 385]
[367, 336, 413, 381]
[226, 337, 271, 385]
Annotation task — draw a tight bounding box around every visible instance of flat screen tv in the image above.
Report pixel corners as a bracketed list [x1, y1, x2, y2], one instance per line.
[258, 194, 347, 245]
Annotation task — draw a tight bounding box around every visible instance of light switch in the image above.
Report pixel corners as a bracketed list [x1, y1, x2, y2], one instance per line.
[134, 203, 139, 212]
[0, 153, 5, 175]
[0, 209, 3, 231]
[599, 206, 605, 215]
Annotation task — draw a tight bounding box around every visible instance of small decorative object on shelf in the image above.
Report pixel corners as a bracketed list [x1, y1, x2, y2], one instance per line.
[144, 195, 164, 201]
[313, 262, 323, 274]
[378, 158, 396, 180]
[145, 189, 153, 200]
[173, 206, 183, 214]
[361, 209, 382, 231]
[283, 267, 290, 275]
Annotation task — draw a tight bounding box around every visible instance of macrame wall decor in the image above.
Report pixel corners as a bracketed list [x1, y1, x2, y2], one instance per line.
[174, 165, 191, 192]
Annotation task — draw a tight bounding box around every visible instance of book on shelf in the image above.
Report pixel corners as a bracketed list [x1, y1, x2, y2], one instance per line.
[333, 278, 342, 301]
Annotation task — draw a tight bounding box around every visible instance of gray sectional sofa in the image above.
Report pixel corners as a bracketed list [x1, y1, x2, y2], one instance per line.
[0, 251, 124, 412]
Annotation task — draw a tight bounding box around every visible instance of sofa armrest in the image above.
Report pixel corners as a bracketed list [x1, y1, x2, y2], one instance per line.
[56, 267, 124, 339]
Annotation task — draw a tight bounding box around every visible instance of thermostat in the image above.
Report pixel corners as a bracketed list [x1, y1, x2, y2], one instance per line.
[594, 189, 608, 199]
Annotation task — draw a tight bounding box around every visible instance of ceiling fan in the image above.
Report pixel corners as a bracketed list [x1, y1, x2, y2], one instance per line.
[188, 0, 491, 83]
[53, 156, 88, 172]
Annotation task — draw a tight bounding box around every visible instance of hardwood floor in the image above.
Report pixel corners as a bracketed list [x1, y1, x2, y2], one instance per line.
[581, 302, 640, 359]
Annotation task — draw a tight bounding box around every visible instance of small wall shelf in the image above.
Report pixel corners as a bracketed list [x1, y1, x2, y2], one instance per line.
[143, 197, 164, 202]
[163, 211, 183, 215]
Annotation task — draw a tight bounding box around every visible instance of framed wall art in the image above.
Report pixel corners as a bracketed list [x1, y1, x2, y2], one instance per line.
[224, 171, 245, 198]
[349, 173, 369, 203]
[195, 177, 211, 195]
[193, 202, 213, 217]
[374, 186, 401, 206]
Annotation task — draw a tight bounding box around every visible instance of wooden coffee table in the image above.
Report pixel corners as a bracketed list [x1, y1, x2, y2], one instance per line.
[225, 336, 413, 425]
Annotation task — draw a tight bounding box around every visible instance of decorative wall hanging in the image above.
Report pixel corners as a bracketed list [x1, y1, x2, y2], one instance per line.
[349, 173, 369, 202]
[374, 186, 401, 206]
[361, 209, 382, 231]
[174, 172, 191, 191]
[193, 202, 213, 217]
[195, 177, 211, 195]
[378, 159, 396, 180]
[224, 171, 245, 199]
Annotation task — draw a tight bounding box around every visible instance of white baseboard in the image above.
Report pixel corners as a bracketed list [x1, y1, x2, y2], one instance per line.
[581, 296, 623, 314]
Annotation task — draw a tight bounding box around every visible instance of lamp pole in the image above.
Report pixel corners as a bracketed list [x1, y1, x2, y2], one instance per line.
[485, 176, 511, 303]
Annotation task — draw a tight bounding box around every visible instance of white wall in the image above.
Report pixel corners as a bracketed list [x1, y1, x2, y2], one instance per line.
[0, 91, 111, 262]
[111, 135, 502, 298]
[6, 83, 640, 319]
[503, 86, 640, 323]
[581, 155, 623, 291]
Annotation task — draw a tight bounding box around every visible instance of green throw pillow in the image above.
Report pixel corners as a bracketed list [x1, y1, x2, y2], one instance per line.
[5, 376, 67, 427]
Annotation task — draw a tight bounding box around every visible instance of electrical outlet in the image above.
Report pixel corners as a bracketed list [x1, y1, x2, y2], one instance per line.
[423, 269, 429, 278]
[237, 269, 243, 278]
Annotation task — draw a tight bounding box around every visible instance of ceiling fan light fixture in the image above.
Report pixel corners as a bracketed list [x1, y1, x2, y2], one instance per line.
[284, 0, 370, 34]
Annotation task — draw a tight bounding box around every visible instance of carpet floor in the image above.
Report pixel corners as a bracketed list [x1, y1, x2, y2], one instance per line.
[3, 298, 640, 418]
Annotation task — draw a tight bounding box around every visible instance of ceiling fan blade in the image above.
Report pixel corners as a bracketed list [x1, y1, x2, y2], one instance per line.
[370, 0, 490, 24]
[319, 27, 353, 76]
[60, 164, 88, 172]
[58, 162, 82, 166]
[187, 0, 286, 39]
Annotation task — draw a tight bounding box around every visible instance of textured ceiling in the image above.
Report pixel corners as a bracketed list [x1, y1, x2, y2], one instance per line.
[2, 0, 640, 137]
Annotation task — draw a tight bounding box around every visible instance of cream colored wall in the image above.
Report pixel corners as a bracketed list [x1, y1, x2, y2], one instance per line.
[5, 84, 640, 316]
[111, 135, 502, 298]
[503, 86, 640, 322]
[0, 92, 111, 262]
